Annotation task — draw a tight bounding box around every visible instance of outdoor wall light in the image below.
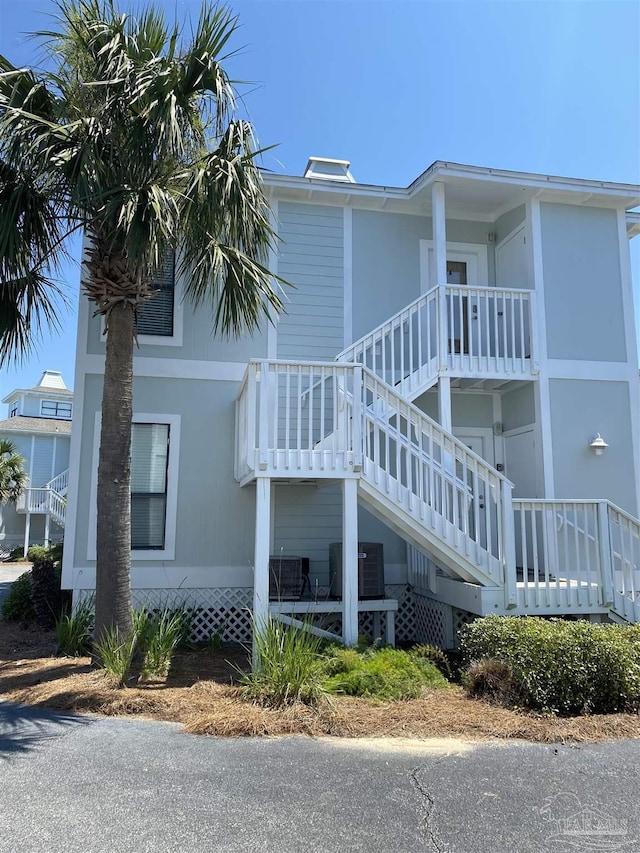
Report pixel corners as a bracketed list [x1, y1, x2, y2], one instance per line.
[589, 434, 609, 456]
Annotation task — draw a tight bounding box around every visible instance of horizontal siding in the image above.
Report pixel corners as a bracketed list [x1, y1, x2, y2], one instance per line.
[277, 202, 344, 361]
[273, 484, 342, 587]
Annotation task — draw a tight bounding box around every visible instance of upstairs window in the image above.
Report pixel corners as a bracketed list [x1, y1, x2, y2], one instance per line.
[131, 423, 169, 550]
[41, 400, 72, 419]
[135, 251, 175, 337]
[9, 404, 18, 418]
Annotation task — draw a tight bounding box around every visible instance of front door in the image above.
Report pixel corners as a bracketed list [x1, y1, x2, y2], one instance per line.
[455, 429, 498, 557]
[447, 260, 468, 354]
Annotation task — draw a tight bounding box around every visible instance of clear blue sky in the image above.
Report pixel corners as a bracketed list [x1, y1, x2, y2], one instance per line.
[0, 0, 638, 400]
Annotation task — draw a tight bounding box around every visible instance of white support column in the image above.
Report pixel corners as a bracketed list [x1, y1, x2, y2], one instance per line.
[432, 181, 448, 370]
[438, 376, 452, 433]
[44, 512, 51, 548]
[252, 477, 272, 658]
[23, 513, 31, 558]
[342, 478, 359, 646]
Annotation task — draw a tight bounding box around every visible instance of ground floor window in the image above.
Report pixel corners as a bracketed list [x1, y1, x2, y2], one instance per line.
[131, 423, 169, 550]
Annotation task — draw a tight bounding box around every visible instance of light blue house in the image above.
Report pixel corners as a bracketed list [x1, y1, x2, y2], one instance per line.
[62, 159, 640, 647]
[0, 371, 71, 555]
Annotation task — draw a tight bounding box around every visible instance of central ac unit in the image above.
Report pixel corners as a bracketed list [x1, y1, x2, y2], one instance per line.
[329, 542, 385, 600]
[269, 555, 310, 600]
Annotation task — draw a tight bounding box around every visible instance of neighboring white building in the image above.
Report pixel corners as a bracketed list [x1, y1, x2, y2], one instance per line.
[63, 159, 640, 647]
[0, 371, 71, 555]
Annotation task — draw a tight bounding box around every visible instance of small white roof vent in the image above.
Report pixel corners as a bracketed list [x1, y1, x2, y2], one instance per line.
[303, 157, 356, 183]
[36, 370, 68, 390]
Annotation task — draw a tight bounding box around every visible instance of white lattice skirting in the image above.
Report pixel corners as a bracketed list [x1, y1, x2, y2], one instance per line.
[75, 584, 474, 648]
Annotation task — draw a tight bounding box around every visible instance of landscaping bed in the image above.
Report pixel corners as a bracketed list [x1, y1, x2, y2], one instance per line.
[3, 622, 640, 744]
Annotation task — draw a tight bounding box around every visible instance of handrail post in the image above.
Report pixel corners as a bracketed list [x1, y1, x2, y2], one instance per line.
[528, 290, 540, 376]
[258, 361, 269, 472]
[597, 500, 614, 607]
[352, 365, 363, 473]
[501, 479, 518, 609]
[437, 284, 448, 371]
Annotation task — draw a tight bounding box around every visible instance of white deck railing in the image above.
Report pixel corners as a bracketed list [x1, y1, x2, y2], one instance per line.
[337, 284, 536, 395]
[445, 285, 535, 375]
[15, 485, 67, 527]
[235, 360, 362, 481]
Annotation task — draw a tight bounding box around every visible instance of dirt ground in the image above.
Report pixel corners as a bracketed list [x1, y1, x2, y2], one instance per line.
[2, 622, 640, 744]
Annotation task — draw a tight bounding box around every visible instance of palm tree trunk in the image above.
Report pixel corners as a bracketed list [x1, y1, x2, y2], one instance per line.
[95, 301, 134, 640]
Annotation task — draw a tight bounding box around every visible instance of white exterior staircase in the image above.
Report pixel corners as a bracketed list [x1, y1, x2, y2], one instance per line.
[16, 468, 68, 529]
[236, 285, 640, 625]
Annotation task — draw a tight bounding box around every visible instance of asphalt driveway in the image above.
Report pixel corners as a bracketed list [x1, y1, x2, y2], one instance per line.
[0, 701, 638, 852]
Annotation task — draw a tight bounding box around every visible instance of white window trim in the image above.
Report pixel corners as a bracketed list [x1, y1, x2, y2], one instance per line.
[419, 240, 489, 292]
[40, 399, 73, 419]
[87, 412, 181, 561]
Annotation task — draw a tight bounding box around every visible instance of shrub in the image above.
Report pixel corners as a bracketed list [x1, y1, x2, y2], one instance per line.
[463, 659, 517, 705]
[6, 545, 26, 562]
[409, 644, 453, 680]
[1, 571, 35, 622]
[323, 646, 448, 700]
[240, 616, 328, 707]
[55, 598, 94, 656]
[460, 615, 640, 716]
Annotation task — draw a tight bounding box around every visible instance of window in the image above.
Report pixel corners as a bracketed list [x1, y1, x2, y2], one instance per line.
[135, 251, 175, 337]
[41, 400, 73, 418]
[9, 404, 17, 418]
[131, 423, 169, 550]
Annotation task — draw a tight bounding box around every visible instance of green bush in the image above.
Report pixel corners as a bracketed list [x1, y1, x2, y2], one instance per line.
[240, 616, 328, 707]
[323, 646, 448, 700]
[460, 615, 640, 716]
[409, 644, 453, 680]
[1, 571, 35, 622]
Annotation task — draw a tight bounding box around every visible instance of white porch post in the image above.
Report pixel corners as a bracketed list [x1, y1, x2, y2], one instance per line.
[44, 512, 51, 548]
[23, 512, 31, 558]
[342, 478, 359, 646]
[438, 376, 452, 433]
[432, 180, 448, 371]
[252, 477, 271, 658]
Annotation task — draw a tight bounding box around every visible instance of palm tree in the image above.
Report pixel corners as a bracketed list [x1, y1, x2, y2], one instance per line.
[0, 0, 284, 639]
[0, 439, 27, 504]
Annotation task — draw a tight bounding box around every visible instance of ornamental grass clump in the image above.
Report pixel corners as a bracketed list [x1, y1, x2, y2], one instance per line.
[55, 598, 94, 656]
[460, 615, 640, 716]
[240, 616, 328, 708]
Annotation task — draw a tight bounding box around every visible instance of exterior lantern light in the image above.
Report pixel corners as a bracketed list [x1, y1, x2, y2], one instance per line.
[589, 434, 609, 456]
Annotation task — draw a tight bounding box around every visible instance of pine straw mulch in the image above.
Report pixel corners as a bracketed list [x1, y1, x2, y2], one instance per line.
[2, 622, 640, 744]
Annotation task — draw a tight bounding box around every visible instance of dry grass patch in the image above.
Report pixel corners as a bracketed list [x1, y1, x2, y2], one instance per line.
[2, 623, 640, 743]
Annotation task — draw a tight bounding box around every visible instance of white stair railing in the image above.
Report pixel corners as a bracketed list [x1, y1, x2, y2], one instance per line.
[45, 469, 69, 495]
[337, 284, 536, 396]
[607, 503, 640, 620]
[337, 286, 440, 396]
[355, 368, 514, 588]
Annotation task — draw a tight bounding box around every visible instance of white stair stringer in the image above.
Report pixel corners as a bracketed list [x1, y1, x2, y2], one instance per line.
[358, 470, 502, 588]
[609, 594, 640, 624]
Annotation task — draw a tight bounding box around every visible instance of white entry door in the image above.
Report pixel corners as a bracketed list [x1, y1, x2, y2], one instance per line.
[454, 428, 497, 555]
